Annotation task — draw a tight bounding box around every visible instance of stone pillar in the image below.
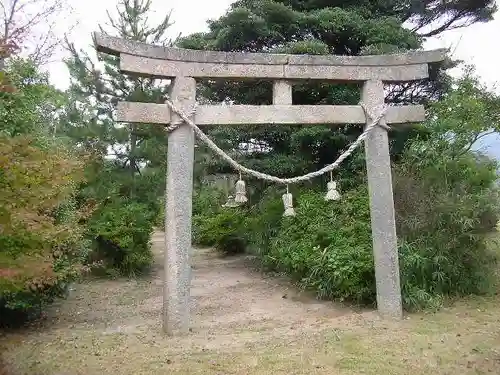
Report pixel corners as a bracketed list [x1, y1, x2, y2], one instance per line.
[164, 76, 196, 335]
[362, 80, 403, 320]
[273, 80, 292, 105]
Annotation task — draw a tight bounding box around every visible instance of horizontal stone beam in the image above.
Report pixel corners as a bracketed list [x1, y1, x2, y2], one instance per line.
[120, 54, 431, 82]
[94, 32, 446, 67]
[116, 103, 425, 126]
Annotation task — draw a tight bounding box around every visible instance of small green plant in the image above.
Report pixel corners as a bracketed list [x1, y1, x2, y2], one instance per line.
[194, 207, 247, 255]
[244, 186, 287, 258]
[88, 200, 155, 276]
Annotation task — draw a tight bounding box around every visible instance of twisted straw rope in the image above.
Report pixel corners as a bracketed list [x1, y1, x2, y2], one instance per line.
[164, 99, 388, 185]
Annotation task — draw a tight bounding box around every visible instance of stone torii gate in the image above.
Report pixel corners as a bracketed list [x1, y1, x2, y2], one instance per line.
[94, 33, 445, 336]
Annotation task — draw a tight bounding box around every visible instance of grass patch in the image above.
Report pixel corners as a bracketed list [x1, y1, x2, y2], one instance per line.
[3, 293, 500, 374]
[1, 232, 500, 374]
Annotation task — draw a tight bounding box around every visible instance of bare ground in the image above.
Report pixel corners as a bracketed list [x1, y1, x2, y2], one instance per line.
[1, 231, 500, 374]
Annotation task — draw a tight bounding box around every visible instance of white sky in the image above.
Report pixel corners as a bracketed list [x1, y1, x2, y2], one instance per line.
[45, 0, 500, 92]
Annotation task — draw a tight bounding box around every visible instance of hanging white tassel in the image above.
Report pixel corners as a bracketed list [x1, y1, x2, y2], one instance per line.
[325, 172, 341, 201]
[222, 195, 239, 208]
[282, 185, 295, 217]
[234, 172, 248, 205]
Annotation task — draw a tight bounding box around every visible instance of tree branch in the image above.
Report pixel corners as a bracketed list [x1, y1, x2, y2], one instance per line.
[0, 0, 74, 64]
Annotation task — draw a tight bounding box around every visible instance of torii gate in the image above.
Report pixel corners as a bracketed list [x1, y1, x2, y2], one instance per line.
[93, 32, 446, 336]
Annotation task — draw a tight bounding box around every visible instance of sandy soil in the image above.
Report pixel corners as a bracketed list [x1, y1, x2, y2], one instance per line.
[0, 232, 368, 374]
[1, 232, 500, 375]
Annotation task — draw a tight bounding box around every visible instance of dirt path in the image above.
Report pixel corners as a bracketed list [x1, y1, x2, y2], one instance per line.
[3, 232, 500, 375]
[0, 232, 371, 374]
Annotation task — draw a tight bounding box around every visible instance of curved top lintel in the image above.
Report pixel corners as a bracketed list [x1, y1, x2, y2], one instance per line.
[93, 32, 447, 67]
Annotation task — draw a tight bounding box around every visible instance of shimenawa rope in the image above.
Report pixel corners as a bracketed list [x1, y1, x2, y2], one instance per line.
[163, 99, 388, 185]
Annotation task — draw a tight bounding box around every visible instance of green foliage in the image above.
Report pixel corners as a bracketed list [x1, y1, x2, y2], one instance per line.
[154, 197, 165, 228]
[195, 209, 247, 255]
[264, 188, 376, 304]
[193, 69, 500, 311]
[0, 58, 65, 137]
[193, 185, 227, 217]
[244, 186, 287, 256]
[62, 0, 178, 275]
[0, 55, 91, 325]
[394, 153, 499, 309]
[178, 0, 469, 190]
[0, 133, 90, 325]
[249, 155, 498, 310]
[192, 186, 247, 255]
[88, 200, 155, 276]
[392, 72, 500, 308]
[273, 0, 496, 38]
[421, 66, 500, 156]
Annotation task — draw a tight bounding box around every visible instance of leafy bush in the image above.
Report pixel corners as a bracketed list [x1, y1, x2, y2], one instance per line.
[192, 185, 227, 217]
[0, 56, 94, 326]
[256, 160, 499, 310]
[192, 185, 248, 255]
[195, 208, 247, 255]
[0, 58, 64, 138]
[88, 200, 155, 276]
[263, 188, 376, 304]
[193, 185, 227, 246]
[394, 146, 499, 309]
[0, 135, 90, 326]
[244, 186, 292, 257]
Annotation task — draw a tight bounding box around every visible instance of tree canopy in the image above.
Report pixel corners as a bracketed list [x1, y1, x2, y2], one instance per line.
[177, 0, 495, 182]
[60, 0, 182, 274]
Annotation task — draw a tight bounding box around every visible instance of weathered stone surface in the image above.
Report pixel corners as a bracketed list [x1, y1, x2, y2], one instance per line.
[362, 80, 403, 320]
[288, 49, 446, 66]
[121, 53, 430, 82]
[273, 81, 293, 105]
[163, 76, 196, 335]
[284, 64, 429, 82]
[94, 32, 446, 67]
[117, 102, 425, 126]
[120, 54, 285, 79]
[93, 32, 289, 65]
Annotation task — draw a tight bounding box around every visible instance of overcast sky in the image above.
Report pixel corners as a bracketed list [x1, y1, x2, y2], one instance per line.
[43, 0, 500, 157]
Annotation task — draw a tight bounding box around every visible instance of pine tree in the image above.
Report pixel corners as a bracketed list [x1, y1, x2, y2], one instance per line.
[178, 0, 496, 186]
[63, 0, 176, 206]
[61, 0, 178, 274]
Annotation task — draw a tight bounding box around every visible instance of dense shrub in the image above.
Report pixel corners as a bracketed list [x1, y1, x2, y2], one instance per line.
[0, 135, 90, 325]
[87, 200, 155, 276]
[192, 185, 227, 217]
[195, 208, 247, 255]
[192, 185, 247, 255]
[244, 186, 288, 257]
[264, 188, 376, 304]
[252, 157, 499, 310]
[394, 144, 500, 309]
